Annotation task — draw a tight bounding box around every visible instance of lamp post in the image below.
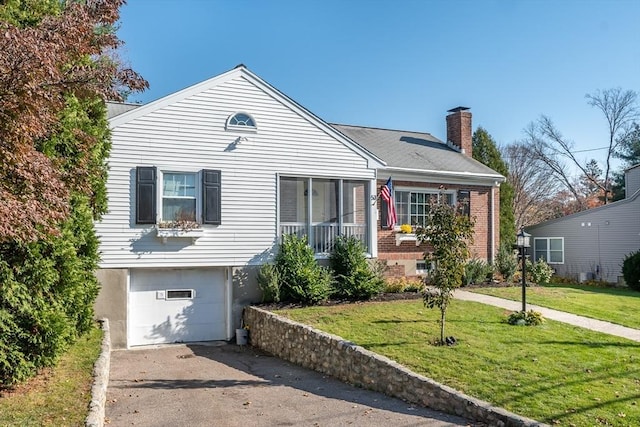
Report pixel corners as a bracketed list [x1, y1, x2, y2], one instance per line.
[516, 229, 531, 312]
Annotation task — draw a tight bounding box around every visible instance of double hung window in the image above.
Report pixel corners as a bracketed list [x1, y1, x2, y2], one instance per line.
[162, 173, 196, 222]
[533, 237, 564, 264]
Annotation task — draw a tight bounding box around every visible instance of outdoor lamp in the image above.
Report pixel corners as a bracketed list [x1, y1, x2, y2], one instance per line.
[516, 229, 531, 312]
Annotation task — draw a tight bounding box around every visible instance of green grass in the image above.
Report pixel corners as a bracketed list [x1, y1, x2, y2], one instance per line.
[277, 300, 640, 426]
[469, 284, 640, 329]
[0, 325, 102, 426]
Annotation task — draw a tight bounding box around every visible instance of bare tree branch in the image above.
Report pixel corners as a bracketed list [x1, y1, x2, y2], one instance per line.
[585, 88, 638, 203]
[503, 142, 561, 228]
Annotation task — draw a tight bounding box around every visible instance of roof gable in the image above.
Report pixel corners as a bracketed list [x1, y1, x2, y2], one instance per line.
[108, 65, 385, 169]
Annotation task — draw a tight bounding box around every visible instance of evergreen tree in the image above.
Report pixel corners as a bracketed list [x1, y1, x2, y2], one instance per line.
[0, 0, 146, 385]
[472, 127, 516, 245]
[611, 123, 640, 201]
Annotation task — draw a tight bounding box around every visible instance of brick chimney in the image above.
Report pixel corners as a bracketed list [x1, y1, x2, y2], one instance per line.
[446, 106, 472, 156]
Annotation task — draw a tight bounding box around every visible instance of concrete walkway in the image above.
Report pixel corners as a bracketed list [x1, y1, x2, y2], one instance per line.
[455, 289, 640, 342]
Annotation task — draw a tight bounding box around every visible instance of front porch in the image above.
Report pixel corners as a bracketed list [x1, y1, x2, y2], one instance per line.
[279, 176, 373, 255]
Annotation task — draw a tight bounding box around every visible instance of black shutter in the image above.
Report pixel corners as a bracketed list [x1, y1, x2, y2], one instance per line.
[136, 166, 156, 224]
[380, 196, 389, 229]
[202, 169, 221, 225]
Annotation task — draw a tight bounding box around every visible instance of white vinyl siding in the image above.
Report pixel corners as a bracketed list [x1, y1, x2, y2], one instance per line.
[528, 191, 640, 283]
[97, 75, 375, 268]
[534, 237, 564, 264]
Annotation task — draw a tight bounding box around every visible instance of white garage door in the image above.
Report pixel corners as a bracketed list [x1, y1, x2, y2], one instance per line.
[129, 268, 227, 347]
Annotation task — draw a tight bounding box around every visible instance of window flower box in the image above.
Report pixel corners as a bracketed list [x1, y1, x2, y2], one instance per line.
[156, 221, 203, 243]
[395, 233, 420, 246]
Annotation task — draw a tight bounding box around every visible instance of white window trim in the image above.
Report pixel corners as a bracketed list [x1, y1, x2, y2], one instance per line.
[533, 237, 564, 264]
[225, 111, 258, 133]
[157, 168, 202, 224]
[393, 186, 457, 230]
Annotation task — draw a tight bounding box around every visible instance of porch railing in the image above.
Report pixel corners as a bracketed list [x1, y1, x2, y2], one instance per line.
[280, 223, 368, 254]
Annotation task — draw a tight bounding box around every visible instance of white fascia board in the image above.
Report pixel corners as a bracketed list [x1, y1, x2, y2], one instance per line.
[380, 167, 505, 186]
[109, 67, 242, 129]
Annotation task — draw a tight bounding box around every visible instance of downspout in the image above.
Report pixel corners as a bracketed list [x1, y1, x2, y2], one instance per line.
[490, 184, 496, 263]
[370, 172, 378, 258]
[226, 266, 233, 340]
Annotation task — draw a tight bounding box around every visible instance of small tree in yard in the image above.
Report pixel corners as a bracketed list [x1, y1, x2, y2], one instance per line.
[416, 199, 474, 345]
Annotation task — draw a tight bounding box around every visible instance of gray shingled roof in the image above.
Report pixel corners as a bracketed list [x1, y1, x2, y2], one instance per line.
[331, 123, 503, 178]
[106, 100, 501, 179]
[106, 101, 140, 119]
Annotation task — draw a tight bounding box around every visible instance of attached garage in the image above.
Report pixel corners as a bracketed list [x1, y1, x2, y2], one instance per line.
[129, 268, 228, 347]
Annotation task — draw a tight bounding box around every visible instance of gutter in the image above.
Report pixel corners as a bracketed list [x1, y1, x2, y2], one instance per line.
[382, 166, 505, 182]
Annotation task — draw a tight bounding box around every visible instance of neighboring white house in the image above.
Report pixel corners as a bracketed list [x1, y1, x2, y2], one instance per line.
[526, 164, 640, 284]
[96, 65, 384, 348]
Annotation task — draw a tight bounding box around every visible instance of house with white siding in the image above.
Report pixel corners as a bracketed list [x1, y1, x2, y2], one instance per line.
[526, 164, 640, 284]
[96, 65, 504, 348]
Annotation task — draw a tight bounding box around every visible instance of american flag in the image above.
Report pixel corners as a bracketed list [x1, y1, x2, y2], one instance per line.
[380, 177, 397, 228]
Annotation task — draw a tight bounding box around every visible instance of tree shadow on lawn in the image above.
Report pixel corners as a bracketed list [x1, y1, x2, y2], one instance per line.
[547, 283, 640, 298]
[506, 338, 640, 348]
[371, 318, 504, 325]
[487, 360, 640, 423]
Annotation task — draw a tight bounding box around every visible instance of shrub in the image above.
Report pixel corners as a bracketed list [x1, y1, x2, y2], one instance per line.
[507, 310, 545, 326]
[330, 236, 384, 300]
[527, 258, 554, 285]
[384, 278, 406, 293]
[622, 250, 640, 291]
[403, 279, 424, 293]
[257, 264, 280, 303]
[384, 277, 423, 293]
[0, 195, 100, 386]
[463, 258, 493, 286]
[496, 244, 518, 282]
[274, 234, 331, 304]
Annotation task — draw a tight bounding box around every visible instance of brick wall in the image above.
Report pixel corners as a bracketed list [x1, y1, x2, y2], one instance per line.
[378, 179, 499, 277]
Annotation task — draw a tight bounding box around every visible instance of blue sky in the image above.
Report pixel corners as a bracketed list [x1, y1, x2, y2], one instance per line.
[117, 0, 639, 171]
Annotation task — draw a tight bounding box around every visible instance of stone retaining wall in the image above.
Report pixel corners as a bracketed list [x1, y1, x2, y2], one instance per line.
[85, 319, 111, 427]
[244, 306, 546, 427]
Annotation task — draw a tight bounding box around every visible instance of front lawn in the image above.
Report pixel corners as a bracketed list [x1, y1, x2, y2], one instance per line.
[277, 300, 640, 426]
[0, 325, 102, 426]
[469, 284, 640, 329]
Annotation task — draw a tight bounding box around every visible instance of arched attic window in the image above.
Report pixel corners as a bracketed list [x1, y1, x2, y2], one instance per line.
[226, 112, 257, 132]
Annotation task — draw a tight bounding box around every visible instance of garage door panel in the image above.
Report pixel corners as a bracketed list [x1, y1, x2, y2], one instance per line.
[129, 268, 226, 346]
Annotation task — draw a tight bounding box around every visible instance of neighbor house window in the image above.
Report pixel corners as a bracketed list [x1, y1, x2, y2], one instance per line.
[533, 237, 564, 264]
[395, 189, 454, 227]
[135, 167, 221, 226]
[279, 176, 369, 254]
[226, 112, 257, 131]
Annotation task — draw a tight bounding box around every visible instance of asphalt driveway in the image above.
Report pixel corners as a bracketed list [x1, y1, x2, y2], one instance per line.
[107, 342, 475, 426]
